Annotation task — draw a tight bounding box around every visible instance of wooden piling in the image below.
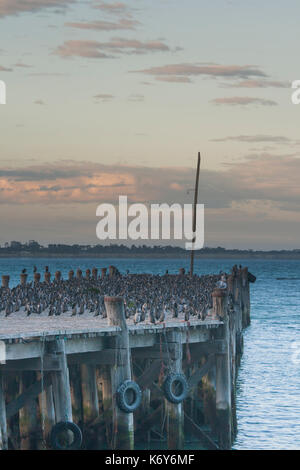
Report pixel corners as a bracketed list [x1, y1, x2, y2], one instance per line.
[55, 271, 61, 282]
[48, 340, 72, 423]
[68, 270, 74, 281]
[104, 296, 134, 450]
[99, 365, 113, 448]
[164, 331, 184, 450]
[108, 266, 115, 279]
[37, 376, 55, 447]
[213, 289, 232, 449]
[0, 372, 8, 450]
[92, 268, 98, 280]
[20, 273, 28, 286]
[241, 267, 250, 327]
[69, 365, 83, 427]
[85, 269, 91, 280]
[76, 269, 82, 280]
[1, 276, 9, 289]
[101, 268, 107, 279]
[34, 273, 41, 284]
[202, 364, 217, 435]
[6, 372, 20, 449]
[19, 371, 39, 449]
[81, 364, 99, 424]
[44, 272, 51, 284]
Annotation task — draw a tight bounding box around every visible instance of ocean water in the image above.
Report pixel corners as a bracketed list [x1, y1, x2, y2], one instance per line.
[0, 257, 299, 450]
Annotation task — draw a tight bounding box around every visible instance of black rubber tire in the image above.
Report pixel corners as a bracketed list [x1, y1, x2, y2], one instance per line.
[50, 421, 82, 450]
[163, 373, 189, 404]
[116, 380, 142, 413]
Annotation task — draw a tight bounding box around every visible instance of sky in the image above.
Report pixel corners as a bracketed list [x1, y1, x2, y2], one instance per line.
[0, 0, 299, 249]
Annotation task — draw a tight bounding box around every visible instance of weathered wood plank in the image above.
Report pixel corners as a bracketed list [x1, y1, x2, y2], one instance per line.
[6, 374, 52, 419]
[136, 360, 161, 390]
[184, 412, 219, 450]
[133, 343, 179, 360]
[188, 355, 215, 390]
[67, 349, 126, 367]
[0, 355, 61, 371]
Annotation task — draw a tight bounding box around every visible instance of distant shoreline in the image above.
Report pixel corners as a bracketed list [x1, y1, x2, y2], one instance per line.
[0, 253, 300, 260]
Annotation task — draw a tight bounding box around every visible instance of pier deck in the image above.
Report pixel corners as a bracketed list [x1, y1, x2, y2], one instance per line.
[0, 267, 255, 451]
[0, 310, 222, 342]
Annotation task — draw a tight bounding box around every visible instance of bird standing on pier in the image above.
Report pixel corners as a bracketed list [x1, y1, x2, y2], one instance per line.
[140, 302, 147, 322]
[150, 308, 156, 324]
[184, 305, 190, 322]
[26, 303, 32, 317]
[71, 303, 77, 316]
[134, 309, 141, 324]
[172, 301, 178, 318]
[5, 302, 12, 317]
[159, 307, 165, 323]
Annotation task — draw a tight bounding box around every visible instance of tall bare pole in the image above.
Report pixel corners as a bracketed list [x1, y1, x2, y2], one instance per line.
[190, 152, 201, 276]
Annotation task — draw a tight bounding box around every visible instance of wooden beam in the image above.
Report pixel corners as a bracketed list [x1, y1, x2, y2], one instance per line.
[133, 343, 179, 361]
[67, 349, 126, 367]
[135, 404, 163, 434]
[184, 412, 219, 450]
[188, 355, 215, 390]
[0, 355, 61, 371]
[6, 374, 52, 419]
[136, 360, 161, 390]
[189, 340, 225, 357]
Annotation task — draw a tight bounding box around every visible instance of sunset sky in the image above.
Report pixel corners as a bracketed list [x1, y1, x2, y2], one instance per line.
[0, 0, 299, 249]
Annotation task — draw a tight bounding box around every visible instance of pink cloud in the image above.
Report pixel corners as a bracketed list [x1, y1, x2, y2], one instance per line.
[93, 2, 129, 15]
[133, 63, 267, 79]
[65, 18, 140, 31]
[223, 79, 289, 88]
[54, 38, 171, 58]
[0, 0, 75, 17]
[211, 96, 278, 106]
[0, 65, 12, 72]
[1, 154, 300, 213]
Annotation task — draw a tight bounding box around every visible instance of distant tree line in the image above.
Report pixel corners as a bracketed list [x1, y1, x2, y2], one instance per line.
[0, 240, 300, 255]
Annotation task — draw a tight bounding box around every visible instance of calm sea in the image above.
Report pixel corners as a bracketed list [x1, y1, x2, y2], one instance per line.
[0, 257, 299, 450]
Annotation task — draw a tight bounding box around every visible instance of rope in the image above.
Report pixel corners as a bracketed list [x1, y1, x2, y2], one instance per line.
[186, 323, 191, 365]
[158, 334, 165, 386]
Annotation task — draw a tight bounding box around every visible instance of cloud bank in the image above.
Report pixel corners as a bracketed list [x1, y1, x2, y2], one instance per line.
[0, 154, 299, 212]
[54, 38, 172, 58]
[211, 96, 278, 106]
[0, 0, 75, 18]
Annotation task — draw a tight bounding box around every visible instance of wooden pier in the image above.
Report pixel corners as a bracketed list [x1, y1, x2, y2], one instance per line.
[0, 267, 255, 450]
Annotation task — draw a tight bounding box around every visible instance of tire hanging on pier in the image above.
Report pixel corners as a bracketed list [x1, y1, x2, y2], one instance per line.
[163, 373, 189, 404]
[116, 380, 142, 413]
[50, 421, 82, 450]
